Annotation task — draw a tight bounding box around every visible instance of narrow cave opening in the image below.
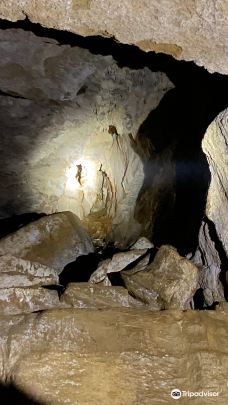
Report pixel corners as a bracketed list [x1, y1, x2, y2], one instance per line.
[0, 18, 227, 310]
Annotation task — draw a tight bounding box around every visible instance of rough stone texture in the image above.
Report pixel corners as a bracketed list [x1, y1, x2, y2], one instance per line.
[202, 109, 228, 258]
[0, 255, 58, 288]
[193, 108, 228, 303]
[0, 308, 227, 403]
[0, 212, 94, 274]
[60, 282, 143, 308]
[0, 287, 59, 315]
[0, 29, 172, 246]
[89, 249, 147, 284]
[0, 1, 228, 74]
[192, 220, 225, 305]
[122, 245, 199, 309]
[130, 236, 154, 250]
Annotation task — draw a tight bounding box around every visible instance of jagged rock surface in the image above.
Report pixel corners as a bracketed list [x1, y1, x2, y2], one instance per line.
[0, 211, 94, 274]
[122, 245, 199, 309]
[0, 1, 228, 74]
[202, 109, 228, 258]
[89, 249, 147, 284]
[194, 108, 228, 303]
[0, 28, 172, 246]
[0, 308, 227, 404]
[192, 220, 225, 305]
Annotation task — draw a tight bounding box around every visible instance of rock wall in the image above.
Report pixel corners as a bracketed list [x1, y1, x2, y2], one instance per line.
[0, 29, 173, 245]
[0, 1, 228, 74]
[193, 109, 228, 303]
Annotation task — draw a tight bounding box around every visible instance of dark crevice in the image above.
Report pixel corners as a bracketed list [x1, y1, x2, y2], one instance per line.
[135, 69, 228, 255]
[0, 381, 45, 405]
[0, 213, 46, 239]
[0, 89, 28, 100]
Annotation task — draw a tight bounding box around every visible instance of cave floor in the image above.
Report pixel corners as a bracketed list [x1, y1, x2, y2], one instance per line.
[0, 305, 228, 404]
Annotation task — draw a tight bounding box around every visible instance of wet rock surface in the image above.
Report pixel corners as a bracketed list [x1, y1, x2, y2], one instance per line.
[0, 211, 94, 274]
[0, 308, 227, 404]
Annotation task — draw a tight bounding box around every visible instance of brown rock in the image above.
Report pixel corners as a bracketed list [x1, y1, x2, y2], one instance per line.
[0, 255, 58, 288]
[60, 282, 143, 309]
[0, 287, 59, 315]
[0, 308, 227, 404]
[0, 212, 94, 274]
[122, 245, 199, 309]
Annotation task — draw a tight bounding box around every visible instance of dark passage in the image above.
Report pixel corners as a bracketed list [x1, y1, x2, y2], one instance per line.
[135, 64, 228, 255]
[0, 381, 44, 405]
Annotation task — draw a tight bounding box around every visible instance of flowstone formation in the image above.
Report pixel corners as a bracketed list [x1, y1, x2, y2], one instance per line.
[0, 28, 172, 246]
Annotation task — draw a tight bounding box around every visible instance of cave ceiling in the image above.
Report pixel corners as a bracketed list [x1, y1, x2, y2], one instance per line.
[0, 0, 228, 74]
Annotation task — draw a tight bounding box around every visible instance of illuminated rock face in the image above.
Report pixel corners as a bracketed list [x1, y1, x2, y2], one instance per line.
[192, 109, 228, 303]
[0, 29, 173, 245]
[0, 307, 228, 403]
[0, 1, 228, 74]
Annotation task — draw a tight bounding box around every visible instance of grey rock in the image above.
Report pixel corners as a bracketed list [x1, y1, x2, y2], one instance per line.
[89, 249, 147, 284]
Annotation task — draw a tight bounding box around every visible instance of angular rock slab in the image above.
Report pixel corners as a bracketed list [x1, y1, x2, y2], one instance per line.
[60, 282, 143, 309]
[0, 255, 58, 288]
[130, 236, 154, 250]
[0, 211, 94, 274]
[0, 308, 227, 404]
[0, 287, 60, 315]
[89, 249, 147, 284]
[122, 245, 199, 309]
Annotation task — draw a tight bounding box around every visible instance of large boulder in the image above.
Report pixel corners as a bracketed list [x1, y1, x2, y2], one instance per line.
[0, 308, 227, 404]
[0, 287, 59, 315]
[0, 255, 58, 288]
[122, 245, 199, 309]
[60, 283, 143, 309]
[0, 1, 228, 74]
[0, 212, 94, 274]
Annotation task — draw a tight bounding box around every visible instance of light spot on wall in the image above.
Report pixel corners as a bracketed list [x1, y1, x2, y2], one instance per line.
[65, 159, 97, 192]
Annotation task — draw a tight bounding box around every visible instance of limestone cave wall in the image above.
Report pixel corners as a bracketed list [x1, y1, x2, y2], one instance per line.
[0, 28, 173, 246]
